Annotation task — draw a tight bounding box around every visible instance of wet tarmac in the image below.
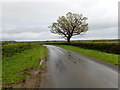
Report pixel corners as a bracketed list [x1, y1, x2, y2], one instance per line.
[43, 45, 118, 88]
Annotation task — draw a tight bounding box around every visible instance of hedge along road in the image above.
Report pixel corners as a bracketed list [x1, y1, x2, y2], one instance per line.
[43, 45, 118, 88]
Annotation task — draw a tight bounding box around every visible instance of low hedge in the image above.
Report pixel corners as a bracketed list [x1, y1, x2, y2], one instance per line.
[2, 43, 38, 59]
[46, 42, 119, 54]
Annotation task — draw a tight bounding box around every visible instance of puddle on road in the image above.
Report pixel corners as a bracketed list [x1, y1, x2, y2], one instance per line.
[67, 53, 85, 64]
[55, 59, 66, 73]
[67, 54, 77, 63]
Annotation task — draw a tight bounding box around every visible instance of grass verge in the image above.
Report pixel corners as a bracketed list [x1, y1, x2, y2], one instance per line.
[2, 45, 47, 85]
[56, 45, 119, 66]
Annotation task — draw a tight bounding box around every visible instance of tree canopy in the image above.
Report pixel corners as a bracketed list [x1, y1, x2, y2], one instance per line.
[49, 12, 88, 43]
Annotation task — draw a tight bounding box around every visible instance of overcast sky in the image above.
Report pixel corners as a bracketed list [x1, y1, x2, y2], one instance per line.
[0, 0, 119, 41]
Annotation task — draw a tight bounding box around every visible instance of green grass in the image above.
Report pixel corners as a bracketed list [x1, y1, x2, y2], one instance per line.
[2, 45, 47, 85]
[56, 45, 119, 66]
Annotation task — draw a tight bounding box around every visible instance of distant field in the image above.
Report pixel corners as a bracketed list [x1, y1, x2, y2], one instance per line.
[42, 39, 119, 43]
[1, 39, 119, 45]
[56, 45, 119, 66]
[2, 43, 47, 85]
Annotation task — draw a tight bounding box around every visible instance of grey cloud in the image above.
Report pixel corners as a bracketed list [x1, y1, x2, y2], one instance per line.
[89, 21, 117, 30]
[3, 26, 49, 34]
[2, 31, 60, 41]
[1, 0, 118, 41]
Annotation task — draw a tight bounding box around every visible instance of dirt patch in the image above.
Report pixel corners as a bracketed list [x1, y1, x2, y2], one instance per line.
[3, 59, 47, 88]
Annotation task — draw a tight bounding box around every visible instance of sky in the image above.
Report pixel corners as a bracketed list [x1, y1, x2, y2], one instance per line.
[0, 0, 119, 41]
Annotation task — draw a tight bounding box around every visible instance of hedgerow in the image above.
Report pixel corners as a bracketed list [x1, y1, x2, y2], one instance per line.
[46, 42, 119, 54]
[2, 43, 38, 59]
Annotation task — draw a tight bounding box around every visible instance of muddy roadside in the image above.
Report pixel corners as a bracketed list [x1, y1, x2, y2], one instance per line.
[2, 58, 47, 88]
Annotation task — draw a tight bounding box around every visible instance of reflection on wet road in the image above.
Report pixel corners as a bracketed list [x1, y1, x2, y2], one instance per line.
[44, 45, 118, 88]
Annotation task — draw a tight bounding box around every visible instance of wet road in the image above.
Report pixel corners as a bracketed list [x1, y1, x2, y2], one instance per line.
[44, 45, 118, 88]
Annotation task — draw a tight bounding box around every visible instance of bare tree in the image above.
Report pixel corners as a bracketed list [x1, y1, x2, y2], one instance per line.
[49, 12, 88, 43]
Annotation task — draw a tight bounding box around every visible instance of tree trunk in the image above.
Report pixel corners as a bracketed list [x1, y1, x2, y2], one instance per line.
[67, 37, 70, 43]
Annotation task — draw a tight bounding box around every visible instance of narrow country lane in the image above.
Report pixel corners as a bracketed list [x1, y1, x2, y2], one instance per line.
[43, 45, 118, 88]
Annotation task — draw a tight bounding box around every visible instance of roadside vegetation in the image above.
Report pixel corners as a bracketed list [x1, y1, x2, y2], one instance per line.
[2, 43, 47, 86]
[45, 41, 119, 54]
[2, 43, 38, 59]
[56, 45, 119, 66]
[66, 42, 119, 54]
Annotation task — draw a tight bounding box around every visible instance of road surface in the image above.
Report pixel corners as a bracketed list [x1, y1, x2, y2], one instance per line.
[43, 45, 118, 88]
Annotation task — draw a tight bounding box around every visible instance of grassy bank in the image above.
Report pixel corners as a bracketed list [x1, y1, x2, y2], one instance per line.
[2, 45, 47, 85]
[2, 43, 38, 59]
[56, 45, 119, 66]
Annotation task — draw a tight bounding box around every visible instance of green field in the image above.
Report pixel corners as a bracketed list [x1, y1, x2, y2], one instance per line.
[2, 45, 47, 85]
[56, 45, 119, 66]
